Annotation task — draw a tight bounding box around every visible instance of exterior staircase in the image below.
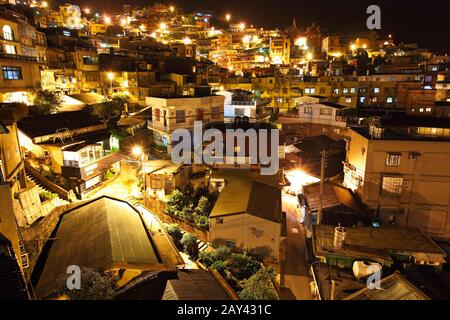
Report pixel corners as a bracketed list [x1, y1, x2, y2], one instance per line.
[26, 173, 69, 205]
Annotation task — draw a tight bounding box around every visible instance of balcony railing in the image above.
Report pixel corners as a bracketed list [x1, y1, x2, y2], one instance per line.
[0, 53, 38, 62]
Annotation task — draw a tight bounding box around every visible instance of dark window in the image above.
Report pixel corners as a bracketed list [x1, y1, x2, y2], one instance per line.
[212, 106, 221, 119]
[176, 110, 185, 123]
[2, 66, 22, 80]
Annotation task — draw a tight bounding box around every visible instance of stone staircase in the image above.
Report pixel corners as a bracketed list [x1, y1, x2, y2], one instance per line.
[26, 173, 68, 205]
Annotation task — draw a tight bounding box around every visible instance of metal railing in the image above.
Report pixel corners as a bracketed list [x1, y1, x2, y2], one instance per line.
[0, 53, 38, 62]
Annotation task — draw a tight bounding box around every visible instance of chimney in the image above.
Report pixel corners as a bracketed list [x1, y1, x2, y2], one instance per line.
[333, 226, 346, 249]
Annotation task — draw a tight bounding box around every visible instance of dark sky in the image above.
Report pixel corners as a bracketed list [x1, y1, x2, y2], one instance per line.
[62, 0, 450, 53]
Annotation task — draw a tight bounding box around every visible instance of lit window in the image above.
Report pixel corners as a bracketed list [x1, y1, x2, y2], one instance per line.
[386, 153, 401, 166]
[382, 176, 404, 195]
[343, 88, 349, 94]
[387, 97, 393, 103]
[359, 97, 366, 103]
[350, 87, 356, 93]
[2, 25, 14, 41]
[333, 88, 339, 94]
[426, 107, 432, 112]
[2, 66, 22, 80]
[345, 97, 352, 103]
[5, 44, 16, 54]
[419, 108, 424, 113]
[373, 87, 380, 94]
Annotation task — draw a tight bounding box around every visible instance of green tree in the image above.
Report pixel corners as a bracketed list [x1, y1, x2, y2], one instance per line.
[227, 253, 261, 280]
[166, 189, 185, 216]
[194, 215, 209, 229]
[195, 196, 212, 216]
[238, 267, 277, 300]
[91, 94, 128, 127]
[32, 89, 62, 115]
[181, 233, 199, 259]
[55, 267, 119, 300]
[166, 224, 183, 250]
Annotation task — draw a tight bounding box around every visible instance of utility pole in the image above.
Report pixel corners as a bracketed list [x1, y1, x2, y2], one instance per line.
[317, 150, 326, 225]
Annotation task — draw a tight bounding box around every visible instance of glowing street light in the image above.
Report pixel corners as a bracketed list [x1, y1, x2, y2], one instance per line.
[84, 8, 91, 14]
[242, 35, 251, 44]
[120, 18, 127, 26]
[225, 13, 231, 22]
[41, 1, 48, 8]
[183, 37, 192, 45]
[132, 145, 143, 157]
[350, 44, 357, 51]
[104, 16, 111, 24]
[306, 52, 313, 61]
[169, 5, 175, 13]
[159, 22, 167, 31]
[107, 72, 114, 91]
[238, 22, 245, 31]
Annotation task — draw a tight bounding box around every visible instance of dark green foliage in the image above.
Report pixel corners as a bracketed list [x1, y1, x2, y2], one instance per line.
[54, 267, 119, 300]
[32, 90, 62, 115]
[238, 267, 277, 300]
[181, 233, 199, 259]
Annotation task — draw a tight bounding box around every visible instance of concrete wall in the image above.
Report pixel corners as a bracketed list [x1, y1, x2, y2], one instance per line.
[209, 213, 281, 260]
[344, 129, 450, 239]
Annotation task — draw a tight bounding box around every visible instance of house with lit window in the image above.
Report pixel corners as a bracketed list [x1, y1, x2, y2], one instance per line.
[295, 95, 348, 129]
[343, 116, 450, 240]
[0, 9, 41, 104]
[146, 94, 224, 153]
[17, 109, 123, 196]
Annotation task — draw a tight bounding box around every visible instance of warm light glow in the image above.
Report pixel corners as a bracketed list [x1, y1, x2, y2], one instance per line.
[242, 35, 251, 44]
[295, 37, 308, 48]
[225, 13, 231, 21]
[107, 72, 114, 80]
[362, 44, 367, 49]
[252, 35, 259, 42]
[132, 146, 143, 157]
[183, 37, 192, 45]
[41, 1, 48, 8]
[238, 22, 245, 31]
[104, 16, 111, 24]
[306, 52, 313, 60]
[84, 8, 91, 14]
[140, 24, 146, 31]
[350, 44, 357, 51]
[169, 5, 175, 13]
[285, 170, 319, 194]
[160, 22, 167, 30]
[120, 18, 127, 26]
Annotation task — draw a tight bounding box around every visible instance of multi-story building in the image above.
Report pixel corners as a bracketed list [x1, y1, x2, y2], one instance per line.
[58, 3, 82, 30]
[343, 118, 450, 240]
[43, 28, 99, 95]
[146, 94, 225, 152]
[269, 37, 290, 65]
[0, 9, 41, 104]
[322, 36, 348, 56]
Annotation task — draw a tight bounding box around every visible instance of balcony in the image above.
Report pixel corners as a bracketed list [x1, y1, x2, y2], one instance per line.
[48, 61, 75, 69]
[0, 53, 38, 62]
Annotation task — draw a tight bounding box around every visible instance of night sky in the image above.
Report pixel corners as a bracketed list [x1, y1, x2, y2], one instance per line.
[58, 0, 450, 53]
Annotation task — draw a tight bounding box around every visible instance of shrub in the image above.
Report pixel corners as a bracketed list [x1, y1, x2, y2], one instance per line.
[238, 267, 277, 300]
[194, 215, 209, 229]
[227, 253, 261, 280]
[181, 233, 199, 259]
[39, 191, 58, 202]
[166, 224, 183, 250]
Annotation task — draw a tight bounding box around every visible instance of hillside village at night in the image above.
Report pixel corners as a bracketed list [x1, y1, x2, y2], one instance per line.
[0, 0, 449, 302]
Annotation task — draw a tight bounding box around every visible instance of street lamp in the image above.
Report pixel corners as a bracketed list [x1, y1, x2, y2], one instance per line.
[225, 13, 231, 22]
[107, 72, 114, 92]
[132, 146, 146, 192]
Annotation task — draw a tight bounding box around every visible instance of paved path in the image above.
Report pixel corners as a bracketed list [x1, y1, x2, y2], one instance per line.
[279, 194, 313, 300]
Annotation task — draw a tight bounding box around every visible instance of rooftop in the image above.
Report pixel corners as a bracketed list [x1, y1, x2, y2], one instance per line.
[313, 225, 445, 263]
[210, 170, 281, 223]
[33, 196, 162, 299]
[162, 270, 231, 300]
